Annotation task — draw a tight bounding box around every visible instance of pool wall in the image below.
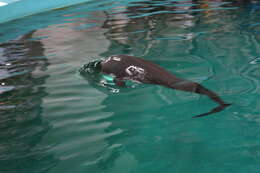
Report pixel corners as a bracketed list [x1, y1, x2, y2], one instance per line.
[0, 0, 92, 23]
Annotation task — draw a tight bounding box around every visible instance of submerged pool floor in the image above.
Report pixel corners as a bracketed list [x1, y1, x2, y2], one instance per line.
[0, 0, 260, 172]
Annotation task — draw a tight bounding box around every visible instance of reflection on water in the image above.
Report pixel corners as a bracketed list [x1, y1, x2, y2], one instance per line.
[0, 0, 260, 173]
[0, 32, 58, 172]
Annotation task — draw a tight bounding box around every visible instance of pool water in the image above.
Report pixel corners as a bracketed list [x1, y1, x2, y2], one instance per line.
[1, 0, 260, 172]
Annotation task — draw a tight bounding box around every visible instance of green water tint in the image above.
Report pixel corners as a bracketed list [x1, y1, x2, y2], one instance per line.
[103, 74, 114, 82]
[79, 61, 138, 89]
[102, 74, 140, 89]
[1, 0, 260, 173]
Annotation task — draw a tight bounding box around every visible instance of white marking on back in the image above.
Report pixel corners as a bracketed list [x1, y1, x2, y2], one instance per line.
[112, 56, 121, 61]
[103, 56, 121, 64]
[103, 57, 111, 63]
[125, 65, 144, 76]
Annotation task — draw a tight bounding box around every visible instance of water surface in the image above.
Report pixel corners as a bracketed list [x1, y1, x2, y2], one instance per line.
[0, 0, 260, 172]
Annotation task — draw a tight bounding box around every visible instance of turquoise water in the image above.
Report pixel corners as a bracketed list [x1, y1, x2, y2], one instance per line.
[1, 0, 260, 172]
[0, 0, 92, 23]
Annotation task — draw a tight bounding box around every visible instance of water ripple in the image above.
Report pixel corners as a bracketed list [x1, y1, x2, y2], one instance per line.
[1, 0, 260, 173]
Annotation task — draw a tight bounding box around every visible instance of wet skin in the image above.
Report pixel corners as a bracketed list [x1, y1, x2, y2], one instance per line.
[84, 55, 231, 118]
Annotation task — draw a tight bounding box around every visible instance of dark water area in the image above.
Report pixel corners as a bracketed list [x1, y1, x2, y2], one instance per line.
[0, 0, 260, 172]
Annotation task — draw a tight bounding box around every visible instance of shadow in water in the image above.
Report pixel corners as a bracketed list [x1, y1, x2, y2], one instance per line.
[0, 31, 58, 173]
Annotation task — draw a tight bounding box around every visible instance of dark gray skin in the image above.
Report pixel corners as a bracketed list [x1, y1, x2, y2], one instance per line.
[100, 55, 231, 118]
